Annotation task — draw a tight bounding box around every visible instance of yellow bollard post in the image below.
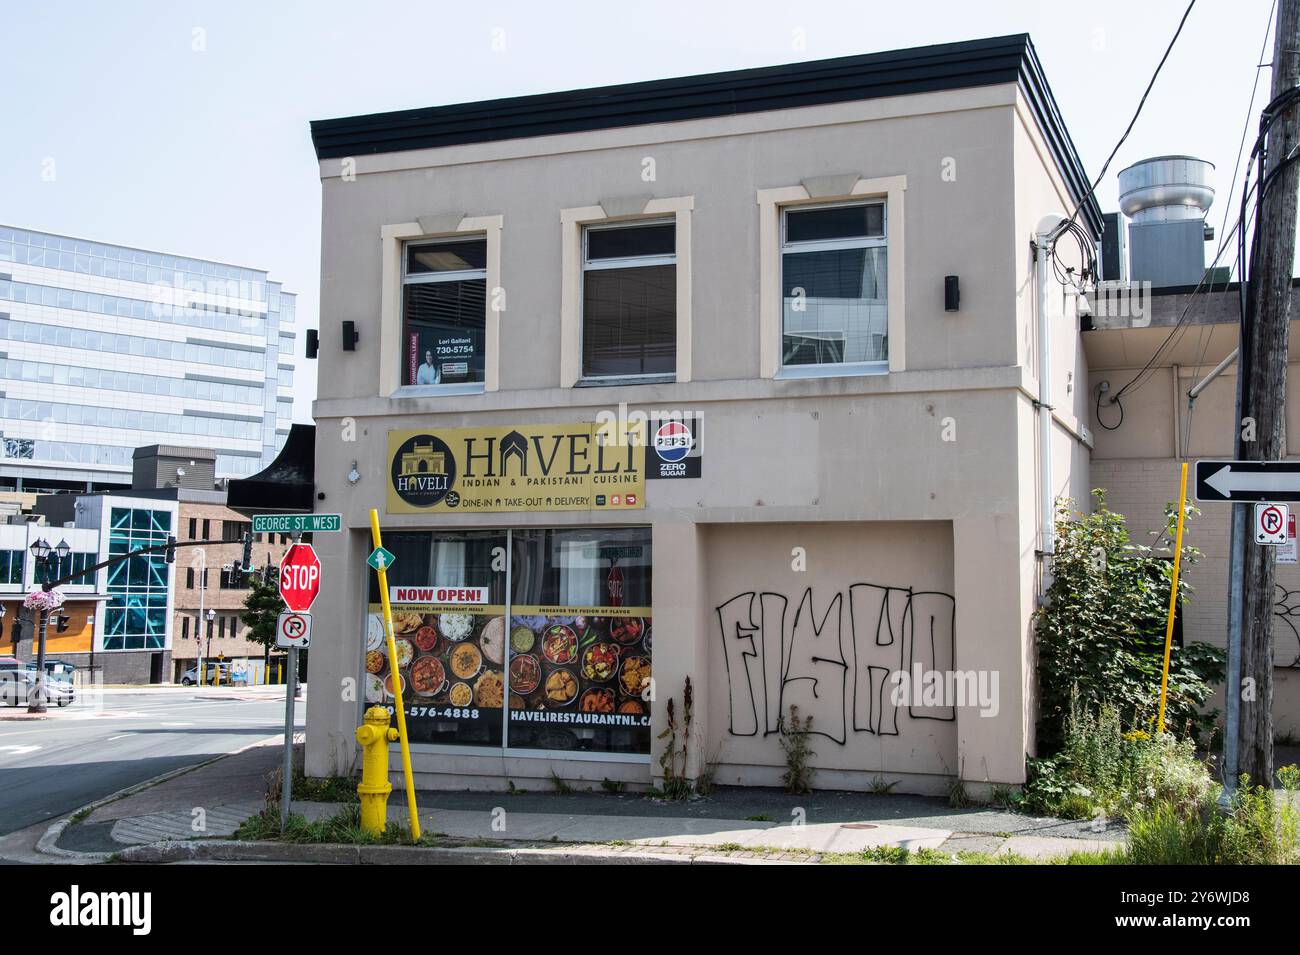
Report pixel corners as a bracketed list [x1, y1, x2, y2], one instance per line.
[369, 509, 421, 841]
[355, 706, 399, 834]
[1157, 461, 1190, 734]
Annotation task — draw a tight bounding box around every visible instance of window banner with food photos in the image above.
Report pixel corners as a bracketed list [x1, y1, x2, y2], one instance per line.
[365, 603, 508, 743]
[387, 422, 647, 514]
[364, 600, 652, 753]
[505, 607, 652, 737]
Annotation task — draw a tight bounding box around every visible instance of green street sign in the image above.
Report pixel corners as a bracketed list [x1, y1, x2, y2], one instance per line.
[253, 514, 342, 534]
[367, 546, 396, 572]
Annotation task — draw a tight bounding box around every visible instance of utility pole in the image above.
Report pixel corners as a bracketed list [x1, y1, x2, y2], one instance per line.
[1236, 0, 1300, 788]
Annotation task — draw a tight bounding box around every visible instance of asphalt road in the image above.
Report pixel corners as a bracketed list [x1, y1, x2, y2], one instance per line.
[0, 687, 304, 836]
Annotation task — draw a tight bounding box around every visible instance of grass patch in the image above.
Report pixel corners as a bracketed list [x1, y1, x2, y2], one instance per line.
[292, 772, 360, 804]
[946, 778, 974, 809]
[1124, 771, 1300, 865]
[234, 804, 513, 850]
[868, 776, 898, 795]
[819, 844, 1126, 865]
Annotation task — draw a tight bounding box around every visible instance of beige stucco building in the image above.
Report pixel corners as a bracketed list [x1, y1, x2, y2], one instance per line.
[303, 35, 1102, 795]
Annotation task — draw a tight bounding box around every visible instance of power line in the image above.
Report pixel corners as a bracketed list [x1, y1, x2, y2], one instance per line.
[1109, 193, 1259, 405]
[1059, 0, 1198, 235]
[1180, 0, 1281, 456]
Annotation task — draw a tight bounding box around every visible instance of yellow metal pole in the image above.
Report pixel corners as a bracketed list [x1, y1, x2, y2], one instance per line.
[369, 508, 421, 841]
[1157, 461, 1190, 734]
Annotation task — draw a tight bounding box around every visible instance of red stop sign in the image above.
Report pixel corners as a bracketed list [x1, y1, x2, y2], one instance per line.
[279, 543, 321, 612]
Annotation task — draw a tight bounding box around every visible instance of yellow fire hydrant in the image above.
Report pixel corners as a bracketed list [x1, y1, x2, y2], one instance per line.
[355, 706, 399, 835]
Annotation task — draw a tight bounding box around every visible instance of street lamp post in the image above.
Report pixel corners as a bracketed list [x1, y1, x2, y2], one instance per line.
[194, 548, 207, 686]
[204, 608, 215, 681]
[27, 537, 70, 714]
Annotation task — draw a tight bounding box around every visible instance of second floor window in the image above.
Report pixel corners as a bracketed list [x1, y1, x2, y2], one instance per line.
[781, 201, 888, 371]
[581, 220, 676, 380]
[401, 237, 487, 388]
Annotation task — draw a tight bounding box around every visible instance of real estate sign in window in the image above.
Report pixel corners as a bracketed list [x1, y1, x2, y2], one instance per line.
[401, 238, 487, 386]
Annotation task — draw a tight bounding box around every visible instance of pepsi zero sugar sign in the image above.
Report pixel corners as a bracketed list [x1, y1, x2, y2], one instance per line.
[647, 417, 701, 480]
[1195, 460, 1300, 503]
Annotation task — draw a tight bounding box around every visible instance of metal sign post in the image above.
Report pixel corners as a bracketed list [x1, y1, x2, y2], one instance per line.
[278, 530, 305, 830]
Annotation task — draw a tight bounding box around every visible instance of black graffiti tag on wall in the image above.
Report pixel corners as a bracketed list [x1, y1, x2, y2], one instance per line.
[1274, 585, 1300, 667]
[716, 585, 955, 744]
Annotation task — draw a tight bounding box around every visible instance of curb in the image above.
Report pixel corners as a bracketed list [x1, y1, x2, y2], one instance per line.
[36, 733, 293, 863]
[116, 839, 791, 865]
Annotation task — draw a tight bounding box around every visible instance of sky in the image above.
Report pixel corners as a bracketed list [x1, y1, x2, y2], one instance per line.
[1, 0, 1279, 421]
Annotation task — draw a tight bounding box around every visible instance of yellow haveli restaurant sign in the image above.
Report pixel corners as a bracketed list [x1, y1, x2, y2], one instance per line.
[387, 422, 646, 514]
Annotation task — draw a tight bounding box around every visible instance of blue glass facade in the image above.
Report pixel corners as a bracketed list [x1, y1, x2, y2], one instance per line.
[103, 507, 172, 651]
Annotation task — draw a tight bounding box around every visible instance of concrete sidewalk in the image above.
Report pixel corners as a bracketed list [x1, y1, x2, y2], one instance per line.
[41, 741, 1125, 864]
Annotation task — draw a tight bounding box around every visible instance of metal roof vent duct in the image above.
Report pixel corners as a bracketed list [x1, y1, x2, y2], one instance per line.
[1117, 155, 1215, 287]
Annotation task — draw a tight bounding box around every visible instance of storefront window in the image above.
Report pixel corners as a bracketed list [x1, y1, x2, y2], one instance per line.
[362, 526, 652, 757]
[365, 530, 507, 747]
[508, 527, 652, 754]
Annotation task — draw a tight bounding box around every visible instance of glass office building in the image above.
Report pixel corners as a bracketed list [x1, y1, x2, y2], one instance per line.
[0, 226, 298, 491]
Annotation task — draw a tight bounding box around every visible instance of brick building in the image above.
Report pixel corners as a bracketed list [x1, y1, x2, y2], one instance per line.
[170, 495, 293, 683]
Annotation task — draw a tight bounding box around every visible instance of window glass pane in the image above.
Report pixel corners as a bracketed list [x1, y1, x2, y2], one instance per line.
[508, 527, 652, 754]
[401, 279, 486, 386]
[782, 246, 888, 366]
[406, 240, 486, 275]
[785, 203, 884, 243]
[365, 530, 507, 748]
[586, 223, 674, 260]
[581, 265, 675, 377]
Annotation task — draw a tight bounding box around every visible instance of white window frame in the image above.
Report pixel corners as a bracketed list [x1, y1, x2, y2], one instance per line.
[579, 218, 677, 385]
[379, 215, 503, 397]
[779, 199, 888, 377]
[757, 176, 906, 378]
[559, 196, 693, 388]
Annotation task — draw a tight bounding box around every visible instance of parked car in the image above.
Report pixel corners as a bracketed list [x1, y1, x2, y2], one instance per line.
[0, 658, 74, 707]
[180, 663, 232, 686]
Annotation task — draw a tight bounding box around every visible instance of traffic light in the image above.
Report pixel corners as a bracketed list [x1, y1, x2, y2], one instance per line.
[165, 535, 177, 564]
[56, 614, 69, 634]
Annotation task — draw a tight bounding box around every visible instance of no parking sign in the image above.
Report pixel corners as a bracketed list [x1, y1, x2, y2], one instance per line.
[276, 611, 312, 648]
[1255, 502, 1289, 546]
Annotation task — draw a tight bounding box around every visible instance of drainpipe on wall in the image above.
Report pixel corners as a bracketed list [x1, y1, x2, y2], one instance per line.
[1034, 218, 1061, 596]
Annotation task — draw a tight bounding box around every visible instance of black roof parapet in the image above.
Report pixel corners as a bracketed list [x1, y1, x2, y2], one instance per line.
[310, 33, 1100, 236]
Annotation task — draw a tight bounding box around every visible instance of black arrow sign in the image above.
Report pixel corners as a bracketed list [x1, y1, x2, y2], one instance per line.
[1195, 460, 1300, 503]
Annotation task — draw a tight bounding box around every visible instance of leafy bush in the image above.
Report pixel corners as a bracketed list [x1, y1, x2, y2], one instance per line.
[1035, 492, 1225, 753]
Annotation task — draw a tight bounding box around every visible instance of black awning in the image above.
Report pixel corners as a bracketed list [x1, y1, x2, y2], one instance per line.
[226, 423, 315, 515]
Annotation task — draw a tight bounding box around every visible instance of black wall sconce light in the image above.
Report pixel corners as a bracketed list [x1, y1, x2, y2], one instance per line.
[305, 328, 319, 359]
[944, 275, 960, 312]
[341, 320, 359, 351]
